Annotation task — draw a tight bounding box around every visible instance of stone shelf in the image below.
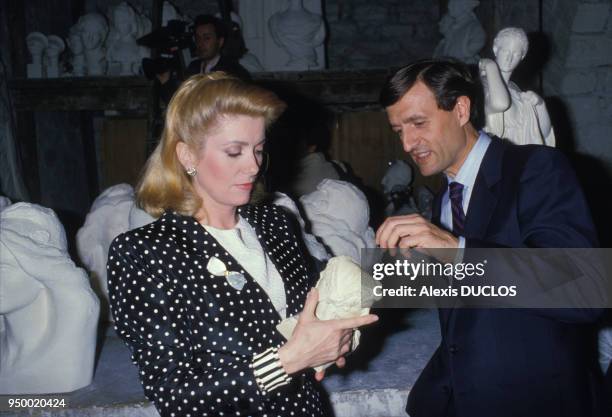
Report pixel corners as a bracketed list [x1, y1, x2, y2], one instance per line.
[8, 68, 397, 113]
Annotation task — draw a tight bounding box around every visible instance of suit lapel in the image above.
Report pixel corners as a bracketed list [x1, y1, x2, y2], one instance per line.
[463, 138, 505, 240]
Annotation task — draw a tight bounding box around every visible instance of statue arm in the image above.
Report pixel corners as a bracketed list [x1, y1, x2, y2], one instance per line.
[479, 58, 510, 114]
[534, 93, 554, 141]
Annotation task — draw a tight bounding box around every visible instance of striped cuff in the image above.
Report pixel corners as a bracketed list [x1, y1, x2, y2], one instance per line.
[252, 347, 292, 394]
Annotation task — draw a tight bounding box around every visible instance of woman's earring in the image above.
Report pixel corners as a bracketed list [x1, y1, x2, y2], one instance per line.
[186, 167, 197, 177]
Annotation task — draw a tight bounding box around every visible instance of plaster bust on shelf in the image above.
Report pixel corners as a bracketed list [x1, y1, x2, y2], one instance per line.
[0, 203, 99, 394]
[26, 32, 48, 78]
[433, 0, 485, 64]
[479, 27, 555, 146]
[268, 0, 326, 70]
[106, 2, 143, 75]
[75, 12, 109, 75]
[44, 35, 65, 78]
[67, 25, 85, 76]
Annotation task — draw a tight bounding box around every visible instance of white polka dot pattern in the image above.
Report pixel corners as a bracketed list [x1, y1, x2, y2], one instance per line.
[107, 204, 326, 417]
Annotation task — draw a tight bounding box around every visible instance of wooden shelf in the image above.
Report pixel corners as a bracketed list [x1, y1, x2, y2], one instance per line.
[8, 76, 154, 112]
[9, 68, 397, 113]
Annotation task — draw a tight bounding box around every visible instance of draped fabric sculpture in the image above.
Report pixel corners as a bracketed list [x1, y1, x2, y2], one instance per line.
[0, 203, 99, 394]
[433, 0, 485, 64]
[479, 27, 555, 146]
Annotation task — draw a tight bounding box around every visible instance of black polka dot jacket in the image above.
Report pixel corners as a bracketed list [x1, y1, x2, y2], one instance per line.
[107, 204, 329, 417]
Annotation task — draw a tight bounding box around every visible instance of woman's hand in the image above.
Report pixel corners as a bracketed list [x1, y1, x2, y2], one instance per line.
[278, 288, 378, 375]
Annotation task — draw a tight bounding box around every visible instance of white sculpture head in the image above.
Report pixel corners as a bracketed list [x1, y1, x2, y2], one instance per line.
[110, 2, 138, 37]
[68, 25, 84, 55]
[301, 179, 370, 234]
[493, 27, 528, 74]
[77, 184, 135, 321]
[447, 0, 480, 18]
[0, 203, 99, 394]
[381, 160, 413, 195]
[76, 13, 109, 50]
[26, 32, 48, 57]
[45, 35, 65, 57]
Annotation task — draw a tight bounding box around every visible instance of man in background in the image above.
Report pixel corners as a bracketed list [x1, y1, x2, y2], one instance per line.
[159, 14, 250, 102]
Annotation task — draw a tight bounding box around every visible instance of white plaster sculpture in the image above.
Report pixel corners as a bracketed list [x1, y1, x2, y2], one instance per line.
[0, 203, 99, 394]
[129, 202, 155, 229]
[26, 32, 48, 78]
[479, 27, 556, 146]
[599, 327, 612, 374]
[0, 196, 11, 211]
[106, 2, 145, 76]
[44, 35, 65, 78]
[300, 179, 376, 265]
[67, 25, 86, 76]
[276, 256, 379, 371]
[77, 184, 135, 321]
[433, 0, 485, 64]
[76, 13, 109, 76]
[215, 10, 265, 72]
[268, 0, 326, 70]
[381, 160, 419, 217]
[273, 192, 330, 262]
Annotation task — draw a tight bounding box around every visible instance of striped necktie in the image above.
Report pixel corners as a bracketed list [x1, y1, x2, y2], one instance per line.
[448, 181, 465, 236]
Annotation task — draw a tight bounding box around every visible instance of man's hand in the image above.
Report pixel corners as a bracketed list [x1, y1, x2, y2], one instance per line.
[376, 214, 458, 249]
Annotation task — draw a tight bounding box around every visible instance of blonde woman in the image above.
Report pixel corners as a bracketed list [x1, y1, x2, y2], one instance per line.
[107, 73, 377, 417]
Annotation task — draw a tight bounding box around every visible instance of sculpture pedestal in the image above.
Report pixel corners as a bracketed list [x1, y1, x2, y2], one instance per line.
[4, 309, 440, 417]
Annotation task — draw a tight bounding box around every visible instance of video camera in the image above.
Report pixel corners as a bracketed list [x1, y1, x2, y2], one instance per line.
[138, 19, 194, 80]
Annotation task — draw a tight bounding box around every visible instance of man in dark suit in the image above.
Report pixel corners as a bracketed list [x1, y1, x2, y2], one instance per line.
[375, 59, 603, 417]
[159, 15, 250, 102]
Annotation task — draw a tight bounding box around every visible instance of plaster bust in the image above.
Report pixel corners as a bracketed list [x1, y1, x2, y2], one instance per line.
[26, 32, 48, 78]
[44, 35, 65, 78]
[106, 2, 143, 75]
[480, 27, 555, 146]
[75, 12, 109, 75]
[300, 179, 376, 264]
[67, 25, 85, 76]
[268, 0, 326, 70]
[0, 203, 99, 394]
[433, 0, 485, 64]
[77, 184, 136, 321]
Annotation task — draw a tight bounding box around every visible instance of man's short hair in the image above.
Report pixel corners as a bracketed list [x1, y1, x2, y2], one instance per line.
[193, 14, 226, 39]
[379, 58, 483, 128]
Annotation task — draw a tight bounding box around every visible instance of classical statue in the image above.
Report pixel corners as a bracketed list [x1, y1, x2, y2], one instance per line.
[0, 203, 99, 394]
[106, 2, 144, 75]
[67, 25, 86, 76]
[77, 184, 135, 321]
[75, 13, 109, 75]
[268, 0, 326, 70]
[44, 35, 65, 78]
[479, 27, 555, 146]
[26, 32, 47, 78]
[433, 0, 485, 64]
[300, 179, 376, 265]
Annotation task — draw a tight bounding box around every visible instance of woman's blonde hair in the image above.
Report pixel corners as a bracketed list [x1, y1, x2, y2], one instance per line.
[136, 72, 286, 218]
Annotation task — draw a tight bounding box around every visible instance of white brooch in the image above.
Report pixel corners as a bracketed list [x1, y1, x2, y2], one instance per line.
[206, 256, 247, 291]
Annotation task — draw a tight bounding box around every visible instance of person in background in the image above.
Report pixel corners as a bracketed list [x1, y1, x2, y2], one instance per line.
[158, 15, 250, 102]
